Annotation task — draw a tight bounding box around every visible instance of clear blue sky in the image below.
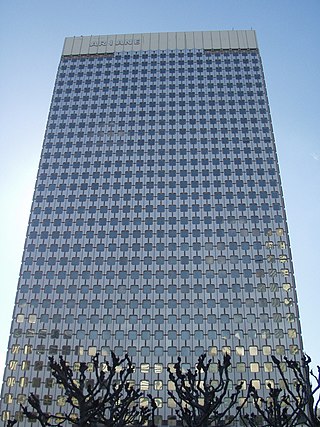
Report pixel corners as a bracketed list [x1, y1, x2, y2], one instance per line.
[0, 0, 319, 378]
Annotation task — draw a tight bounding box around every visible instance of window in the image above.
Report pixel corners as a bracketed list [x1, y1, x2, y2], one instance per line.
[250, 363, 260, 373]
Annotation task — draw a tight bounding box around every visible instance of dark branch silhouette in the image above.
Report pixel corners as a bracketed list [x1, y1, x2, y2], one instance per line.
[241, 354, 320, 427]
[20, 352, 152, 427]
[7, 350, 319, 427]
[168, 353, 247, 427]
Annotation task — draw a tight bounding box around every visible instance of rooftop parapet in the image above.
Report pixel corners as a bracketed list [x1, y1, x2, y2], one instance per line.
[62, 30, 258, 56]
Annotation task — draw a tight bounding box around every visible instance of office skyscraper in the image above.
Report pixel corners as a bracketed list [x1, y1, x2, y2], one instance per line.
[1, 30, 303, 424]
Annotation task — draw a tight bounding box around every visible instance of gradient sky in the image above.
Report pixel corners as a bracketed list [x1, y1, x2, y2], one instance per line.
[0, 0, 319, 379]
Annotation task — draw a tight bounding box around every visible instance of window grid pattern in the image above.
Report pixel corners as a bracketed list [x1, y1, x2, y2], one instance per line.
[1, 48, 302, 423]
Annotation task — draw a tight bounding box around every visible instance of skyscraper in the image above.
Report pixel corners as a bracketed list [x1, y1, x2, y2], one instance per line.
[1, 30, 303, 424]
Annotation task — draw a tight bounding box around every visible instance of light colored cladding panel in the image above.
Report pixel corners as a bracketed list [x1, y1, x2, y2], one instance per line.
[112, 34, 120, 52]
[237, 30, 248, 48]
[123, 34, 131, 51]
[211, 31, 221, 49]
[185, 32, 194, 49]
[62, 30, 258, 56]
[130, 33, 137, 51]
[80, 37, 91, 54]
[203, 31, 213, 49]
[150, 33, 159, 50]
[125, 33, 132, 51]
[159, 32, 168, 50]
[220, 31, 230, 49]
[72, 37, 83, 55]
[194, 32, 203, 49]
[167, 32, 177, 50]
[88, 36, 99, 54]
[63, 38, 74, 55]
[176, 32, 185, 49]
[229, 31, 239, 49]
[133, 33, 142, 51]
[142, 33, 151, 51]
[106, 35, 115, 53]
[114, 34, 124, 52]
[246, 30, 258, 48]
[97, 36, 108, 54]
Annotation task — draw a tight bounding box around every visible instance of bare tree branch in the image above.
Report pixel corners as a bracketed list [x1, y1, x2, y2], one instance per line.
[241, 354, 320, 427]
[168, 353, 247, 427]
[21, 352, 152, 427]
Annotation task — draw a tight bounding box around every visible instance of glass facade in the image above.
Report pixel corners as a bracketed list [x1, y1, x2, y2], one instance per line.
[1, 31, 303, 424]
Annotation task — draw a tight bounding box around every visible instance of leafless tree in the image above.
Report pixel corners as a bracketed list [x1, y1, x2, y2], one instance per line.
[241, 354, 320, 427]
[20, 352, 153, 427]
[168, 353, 247, 427]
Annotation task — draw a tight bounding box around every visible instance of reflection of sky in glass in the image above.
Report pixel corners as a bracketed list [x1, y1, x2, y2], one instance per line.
[1, 2, 320, 426]
[0, 31, 310, 421]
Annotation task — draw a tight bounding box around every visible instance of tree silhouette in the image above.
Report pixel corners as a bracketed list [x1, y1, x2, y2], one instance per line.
[168, 353, 246, 427]
[241, 354, 320, 427]
[7, 350, 319, 427]
[19, 352, 153, 427]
